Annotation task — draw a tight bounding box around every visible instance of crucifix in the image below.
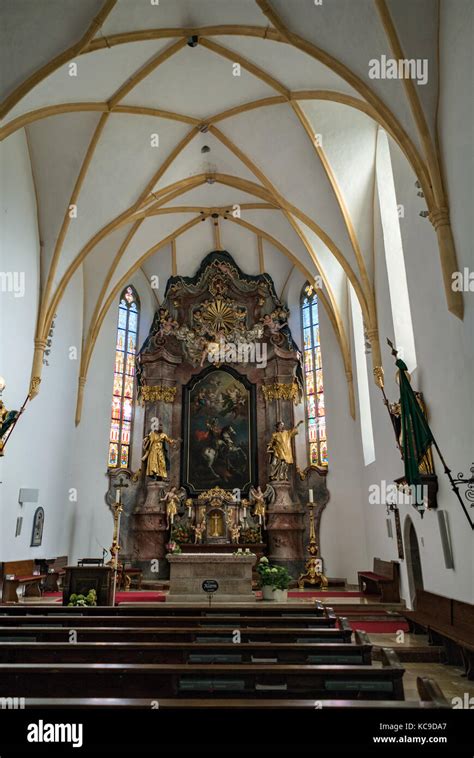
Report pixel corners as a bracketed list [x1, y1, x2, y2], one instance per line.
[110, 476, 129, 605]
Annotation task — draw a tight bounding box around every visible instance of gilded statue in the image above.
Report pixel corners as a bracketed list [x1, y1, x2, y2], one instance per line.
[267, 420, 304, 481]
[192, 520, 206, 544]
[230, 523, 241, 544]
[142, 425, 180, 479]
[160, 486, 184, 528]
[248, 484, 274, 528]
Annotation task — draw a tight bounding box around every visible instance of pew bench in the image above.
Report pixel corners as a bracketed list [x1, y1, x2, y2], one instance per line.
[402, 591, 474, 679]
[0, 561, 46, 603]
[358, 558, 400, 602]
[0, 601, 327, 616]
[20, 676, 449, 708]
[0, 631, 372, 665]
[0, 623, 353, 644]
[0, 650, 405, 700]
[41, 555, 68, 592]
[0, 610, 337, 629]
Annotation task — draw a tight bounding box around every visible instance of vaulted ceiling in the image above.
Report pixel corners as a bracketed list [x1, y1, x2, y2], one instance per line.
[0, 0, 461, 421]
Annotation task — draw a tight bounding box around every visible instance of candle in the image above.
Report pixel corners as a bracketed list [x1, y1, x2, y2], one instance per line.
[188, 505, 192, 518]
[308, 489, 314, 503]
[115, 488, 120, 503]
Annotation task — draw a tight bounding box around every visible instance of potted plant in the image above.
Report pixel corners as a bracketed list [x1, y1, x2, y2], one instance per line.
[272, 565, 291, 603]
[256, 558, 291, 601]
[256, 556, 274, 599]
[67, 589, 97, 607]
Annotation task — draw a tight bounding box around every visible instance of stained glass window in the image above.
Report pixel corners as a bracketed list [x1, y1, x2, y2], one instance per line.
[108, 285, 140, 468]
[301, 286, 328, 466]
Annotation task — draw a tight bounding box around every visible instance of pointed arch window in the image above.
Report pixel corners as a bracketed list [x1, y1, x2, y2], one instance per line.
[108, 285, 140, 469]
[301, 285, 328, 466]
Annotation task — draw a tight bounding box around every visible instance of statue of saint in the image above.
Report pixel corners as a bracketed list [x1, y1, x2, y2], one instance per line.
[142, 425, 180, 479]
[267, 420, 303, 481]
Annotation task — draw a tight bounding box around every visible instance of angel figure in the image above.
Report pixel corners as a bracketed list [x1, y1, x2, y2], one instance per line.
[160, 486, 185, 529]
[192, 520, 206, 544]
[249, 484, 275, 529]
[230, 523, 241, 544]
[261, 312, 285, 337]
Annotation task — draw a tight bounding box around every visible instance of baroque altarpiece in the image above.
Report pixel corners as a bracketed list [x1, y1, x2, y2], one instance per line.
[106, 252, 329, 579]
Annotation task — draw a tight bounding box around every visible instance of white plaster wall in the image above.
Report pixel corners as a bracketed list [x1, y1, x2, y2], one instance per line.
[68, 270, 157, 562]
[356, 127, 474, 605]
[286, 273, 369, 583]
[0, 129, 82, 563]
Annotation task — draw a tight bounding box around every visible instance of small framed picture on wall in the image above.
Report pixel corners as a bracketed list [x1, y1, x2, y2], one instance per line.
[30, 506, 44, 547]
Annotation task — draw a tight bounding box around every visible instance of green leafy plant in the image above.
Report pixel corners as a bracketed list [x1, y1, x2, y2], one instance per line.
[67, 589, 97, 607]
[256, 557, 291, 590]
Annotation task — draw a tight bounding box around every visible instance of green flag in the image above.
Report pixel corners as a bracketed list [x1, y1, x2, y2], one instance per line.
[396, 359, 434, 485]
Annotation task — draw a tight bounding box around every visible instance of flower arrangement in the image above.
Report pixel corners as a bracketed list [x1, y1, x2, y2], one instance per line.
[256, 557, 291, 590]
[67, 589, 97, 607]
[171, 523, 193, 544]
[240, 527, 261, 544]
[166, 541, 182, 554]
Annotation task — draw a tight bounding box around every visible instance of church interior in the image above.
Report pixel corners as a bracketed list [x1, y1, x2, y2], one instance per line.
[0, 0, 473, 752]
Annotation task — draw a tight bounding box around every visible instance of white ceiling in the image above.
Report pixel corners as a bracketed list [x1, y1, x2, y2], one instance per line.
[0, 0, 441, 404]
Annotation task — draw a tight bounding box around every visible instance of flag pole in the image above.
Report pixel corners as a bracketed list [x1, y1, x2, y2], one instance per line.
[385, 339, 474, 529]
[374, 362, 403, 459]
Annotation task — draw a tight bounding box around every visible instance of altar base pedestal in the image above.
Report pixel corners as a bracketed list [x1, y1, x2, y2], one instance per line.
[167, 552, 256, 603]
[266, 481, 305, 578]
[130, 480, 169, 579]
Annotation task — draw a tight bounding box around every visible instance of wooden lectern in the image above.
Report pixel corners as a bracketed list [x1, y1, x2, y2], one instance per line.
[62, 565, 113, 606]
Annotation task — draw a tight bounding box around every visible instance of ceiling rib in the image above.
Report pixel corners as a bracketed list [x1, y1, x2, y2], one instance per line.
[0, 0, 117, 118]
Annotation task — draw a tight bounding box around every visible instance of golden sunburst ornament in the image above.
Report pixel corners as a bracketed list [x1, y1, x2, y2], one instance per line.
[200, 297, 246, 335]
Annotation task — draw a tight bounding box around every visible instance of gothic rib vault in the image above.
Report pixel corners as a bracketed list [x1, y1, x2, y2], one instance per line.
[0, 0, 463, 424]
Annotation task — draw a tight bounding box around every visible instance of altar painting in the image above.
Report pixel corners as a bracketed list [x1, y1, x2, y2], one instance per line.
[182, 368, 256, 494]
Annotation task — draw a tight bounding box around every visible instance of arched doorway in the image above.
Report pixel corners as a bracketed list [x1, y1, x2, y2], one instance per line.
[404, 516, 424, 608]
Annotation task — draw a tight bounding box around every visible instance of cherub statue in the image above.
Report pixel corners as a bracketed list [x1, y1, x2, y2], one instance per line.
[248, 484, 275, 529]
[200, 328, 226, 366]
[230, 523, 241, 544]
[192, 520, 206, 544]
[267, 420, 304, 481]
[160, 486, 186, 529]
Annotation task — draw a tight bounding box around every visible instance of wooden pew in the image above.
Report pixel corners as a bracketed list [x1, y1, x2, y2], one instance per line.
[358, 558, 400, 602]
[0, 649, 405, 700]
[0, 623, 353, 644]
[0, 610, 337, 629]
[0, 631, 371, 665]
[40, 556, 68, 592]
[19, 677, 450, 709]
[0, 561, 46, 603]
[0, 602, 327, 616]
[402, 590, 474, 679]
